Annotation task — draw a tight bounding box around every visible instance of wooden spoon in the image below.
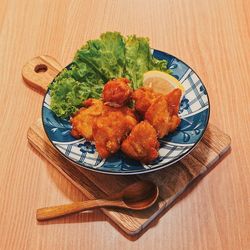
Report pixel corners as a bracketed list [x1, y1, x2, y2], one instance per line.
[36, 181, 159, 221]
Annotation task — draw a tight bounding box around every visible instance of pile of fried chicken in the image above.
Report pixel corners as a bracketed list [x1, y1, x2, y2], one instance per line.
[70, 78, 181, 164]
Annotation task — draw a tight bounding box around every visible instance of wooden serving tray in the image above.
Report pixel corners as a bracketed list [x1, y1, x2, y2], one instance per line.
[23, 56, 231, 236]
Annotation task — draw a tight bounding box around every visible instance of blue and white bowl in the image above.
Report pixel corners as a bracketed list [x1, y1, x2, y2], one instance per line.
[42, 49, 210, 175]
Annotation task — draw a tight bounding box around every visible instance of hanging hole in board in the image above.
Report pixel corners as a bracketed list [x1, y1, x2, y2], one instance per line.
[34, 64, 48, 73]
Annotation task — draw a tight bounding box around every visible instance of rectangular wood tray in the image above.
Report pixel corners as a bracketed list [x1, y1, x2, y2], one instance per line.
[28, 119, 230, 236]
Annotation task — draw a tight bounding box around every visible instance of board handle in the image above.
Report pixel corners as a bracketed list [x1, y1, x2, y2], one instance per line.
[22, 55, 63, 93]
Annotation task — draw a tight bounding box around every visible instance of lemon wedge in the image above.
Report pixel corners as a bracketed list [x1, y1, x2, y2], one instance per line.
[143, 70, 184, 95]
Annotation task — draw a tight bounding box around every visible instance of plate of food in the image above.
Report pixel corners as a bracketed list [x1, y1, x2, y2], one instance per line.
[42, 32, 210, 175]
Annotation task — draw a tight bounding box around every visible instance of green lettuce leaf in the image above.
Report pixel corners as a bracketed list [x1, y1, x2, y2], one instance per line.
[50, 77, 87, 118]
[149, 57, 172, 73]
[49, 62, 104, 118]
[125, 35, 151, 89]
[74, 32, 125, 81]
[125, 35, 171, 89]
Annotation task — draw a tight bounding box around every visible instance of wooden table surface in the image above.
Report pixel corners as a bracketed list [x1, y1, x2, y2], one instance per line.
[0, 0, 249, 249]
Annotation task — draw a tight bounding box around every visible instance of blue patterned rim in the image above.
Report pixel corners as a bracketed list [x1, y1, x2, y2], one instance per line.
[42, 49, 210, 175]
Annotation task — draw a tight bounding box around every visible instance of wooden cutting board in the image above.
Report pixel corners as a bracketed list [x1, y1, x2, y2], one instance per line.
[23, 56, 231, 236]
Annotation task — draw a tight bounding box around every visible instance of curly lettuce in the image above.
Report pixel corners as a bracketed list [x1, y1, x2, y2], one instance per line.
[125, 35, 171, 89]
[74, 32, 125, 81]
[125, 36, 151, 89]
[49, 62, 104, 118]
[50, 32, 171, 118]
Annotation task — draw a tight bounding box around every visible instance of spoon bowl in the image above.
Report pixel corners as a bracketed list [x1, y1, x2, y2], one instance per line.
[121, 181, 159, 210]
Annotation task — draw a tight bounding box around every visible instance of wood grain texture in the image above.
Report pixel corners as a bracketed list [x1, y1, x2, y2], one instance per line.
[27, 117, 230, 235]
[0, 0, 249, 249]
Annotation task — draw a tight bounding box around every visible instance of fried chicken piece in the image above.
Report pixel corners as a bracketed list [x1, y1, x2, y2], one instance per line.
[145, 88, 181, 138]
[166, 88, 182, 116]
[144, 96, 172, 138]
[132, 87, 161, 116]
[102, 78, 132, 107]
[92, 106, 138, 158]
[70, 99, 103, 140]
[121, 121, 159, 164]
[166, 88, 182, 132]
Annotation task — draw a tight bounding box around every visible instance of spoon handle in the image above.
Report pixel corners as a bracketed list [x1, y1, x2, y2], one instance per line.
[36, 199, 123, 221]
